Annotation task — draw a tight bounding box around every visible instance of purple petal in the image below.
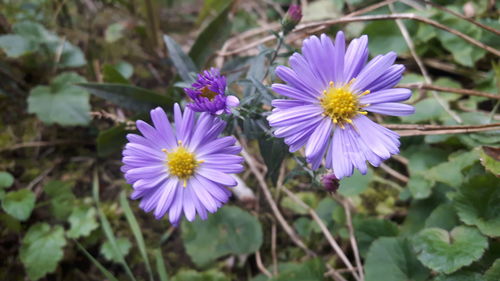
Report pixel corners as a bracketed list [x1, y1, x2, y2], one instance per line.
[360, 88, 412, 104]
[332, 31, 346, 84]
[154, 178, 178, 219]
[197, 167, 237, 186]
[351, 52, 397, 92]
[364, 103, 415, 116]
[305, 118, 332, 169]
[364, 64, 405, 92]
[344, 35, 368, 81]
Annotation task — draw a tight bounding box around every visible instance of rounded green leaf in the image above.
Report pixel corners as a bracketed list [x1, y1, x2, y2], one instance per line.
[450, 174, 500, 237]
[413, 226, 488, 274]
[27, 72, 90, 126]
[365, 237, 429, 281]
[2, 189, 36, 221]
[20, 223, 67, 280]
[67, 205, 99, 238]
[100, 237, 132, 263]
[0, 171, 14, 189]
[181, 206, 263, 267]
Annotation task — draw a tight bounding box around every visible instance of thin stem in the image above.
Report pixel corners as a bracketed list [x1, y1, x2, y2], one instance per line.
[389, 4, 462, 123]
[400, 83, 500, 100]
[342, 199, 364, 281]
[255, 251, 273, 278]
[281, 187, 361, 281]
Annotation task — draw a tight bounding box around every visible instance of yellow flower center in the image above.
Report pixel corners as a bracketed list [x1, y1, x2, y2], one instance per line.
[200, 86, 218, 101]
[319, 80, 369, 128]
[162, 142, 203, 187]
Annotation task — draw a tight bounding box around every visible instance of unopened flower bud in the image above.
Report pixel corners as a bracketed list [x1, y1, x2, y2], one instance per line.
[322, 173, 339, 193]
[282, 5, 302, 35]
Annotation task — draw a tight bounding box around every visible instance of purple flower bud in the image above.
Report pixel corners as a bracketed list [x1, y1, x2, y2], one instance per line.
[184, 68, 239, 115]
[282, 5, 302, 34]
[322, 173, 339, 193]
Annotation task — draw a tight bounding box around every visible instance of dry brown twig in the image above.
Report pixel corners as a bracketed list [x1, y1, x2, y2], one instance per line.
[255, 251, 273, 278]
[280, 187, 361, 281]
[400, 83, 500, 100]
[342, 199, 364, 281]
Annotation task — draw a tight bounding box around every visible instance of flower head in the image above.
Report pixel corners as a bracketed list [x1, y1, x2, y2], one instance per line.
[184, 68, 239, 115]
[122, 104, 244, 225]
[282, 5, 302, 34]
[267, 31, 414, 179]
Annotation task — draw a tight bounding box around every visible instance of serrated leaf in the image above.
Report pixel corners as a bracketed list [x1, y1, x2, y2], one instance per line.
[365, 237, 429, 281]
[163, 35, 197, 83]
[189, 2, 232, 68]
[485, 259, 500, 281]
[67, 205, 99, 239]
[0, 34, 37, 57]
[354, 217, 399, 257]
[172, 269, 229, 281]
[434, 271, 483, 281]
[100, 237, 132, 263]
[258, 137, 288, 184]
[424, 203, 458, 231]
[401, 98, 446, 123]
[362, 20, 409, 56]
[272, 258, 325, 281]
[413, 226, 488, 274]
[78, 82, 173, 113]
[97, 124, 128, 157]
[28, 72, 90, 126]
[20, 223, 67, 280]
[181, 206, 263, 267]
[425, 150, 479, 187]
[44, 180, 75, 219]
[480, 146, 500, 176]
[450, 174, 500, 237]
[2, 189, 36, 221]
[339, 168, 373, 197]
[0, 171, 14, 189]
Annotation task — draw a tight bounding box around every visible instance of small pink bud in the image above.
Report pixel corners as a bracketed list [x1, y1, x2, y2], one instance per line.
[282, 5, 302, 34]
[322, 173, 339, 193]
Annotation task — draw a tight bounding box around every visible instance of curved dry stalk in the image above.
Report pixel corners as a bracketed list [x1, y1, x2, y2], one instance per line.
[255, 251, 273, 278]
[424, 0, 500, 36]
[281, 187, 361, 281]
[240, 143, 316, 257]
[342, 200, 364, 281]
[400, 83, 500, 100]
[388, 123, 500, 136]
[220, 13, 500, 57]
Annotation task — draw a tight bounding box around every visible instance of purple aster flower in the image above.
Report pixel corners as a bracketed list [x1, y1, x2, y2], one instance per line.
[184, 68, 239, 115]
[121, 104, 244, 225]
[267, 31, 414, 179]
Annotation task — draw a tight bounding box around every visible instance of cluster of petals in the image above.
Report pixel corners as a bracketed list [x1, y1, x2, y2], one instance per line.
[122, 104, 243, 225]
[267, 31, 414, 179]
[184, 67, 239, 115]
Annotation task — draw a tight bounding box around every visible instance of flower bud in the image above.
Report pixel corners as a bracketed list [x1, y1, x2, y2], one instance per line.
[281, 5, 302, 35]
[322, 173, 339, 193]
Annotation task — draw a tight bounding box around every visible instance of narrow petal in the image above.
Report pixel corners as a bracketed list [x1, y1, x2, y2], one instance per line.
[365, 64, 405, 92]
[360, 88, 412, 104]
[333, 31, 346, 83]
[275, 66, 320, 99]
[271, 84, 317, 102]
[305, 118, 332, 169]
[331, 127, 353, 179]
[351, 52, 397, 92]
[364, 103, 415, 116]
[168, 183, 184, 225]
[344, 35, 368, 81]
[150, 107, 177, 149]
[197, 167, 237, 186]
[154, 178, 178, 219]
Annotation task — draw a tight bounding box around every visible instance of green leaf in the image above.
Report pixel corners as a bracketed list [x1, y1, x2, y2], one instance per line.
[0, 34, 36, 57]
[78, 82, 173, 113]
[365, 237, 429, 281]
[75, 241, 120, 281]
[103, 64, 129, 84]
[2, 189, 35, 221]
[272, 258, 325, 281]
[20, 223, 67, 280]
[188, 2, 232, 67]
[172, 269, 229, 281]
[120, 191, 154, 281]
[281, 192, 318, 215]
[44, 180, 75, 219]
[354, 217, 399, 257]
[485, 259, 500, 281]
[105, 22, 126, 43]
[413, 226, 488, 274]
[28, 72, 90, 126]
[181, 206, 263, 267]
[101, 237, 132, 263]
[258, 137, 288, 184]
[479, 146, 500, 176]
[362, 20, 409, 56]
[67, 205, 99, 239]
[434, 271, 483, 281]
[425, 150, 479, 187]
[154, 248, 169, 281]
[163, 35, 197, 82]
[97, 124, 128, 157]
[401, 98, 447, 123]
[434, 11, 485, 67]
[0, 171, 14, 188]
[424, 203, 458, 231]
[339, 168, 373, 197]
[450, 174, 500, 237]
